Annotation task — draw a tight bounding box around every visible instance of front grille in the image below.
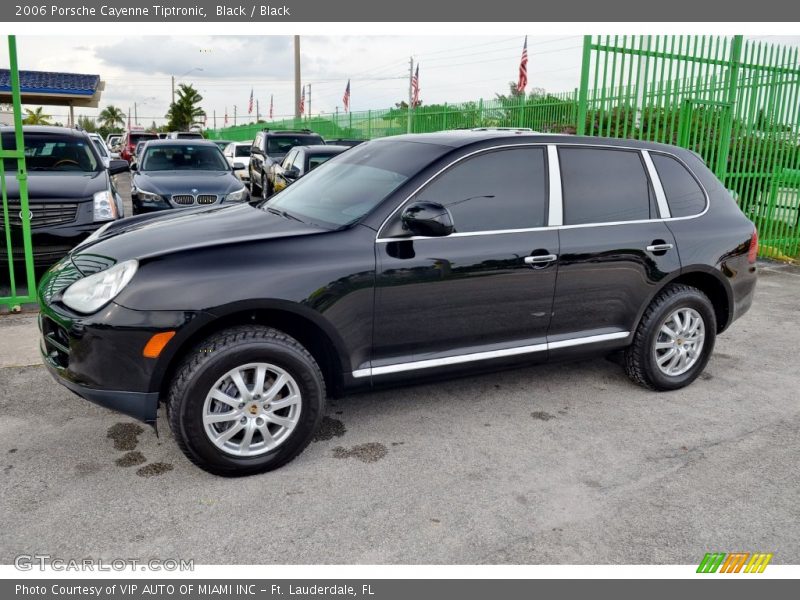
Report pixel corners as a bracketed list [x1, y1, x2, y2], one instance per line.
[2, 202, 79, 228]
[41, 315, 70, 368]
[172, 195, 195, 205]
[197, 194, 217, 205]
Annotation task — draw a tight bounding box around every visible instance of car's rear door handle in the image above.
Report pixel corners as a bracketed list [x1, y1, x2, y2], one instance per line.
[646, 243, 674, 253]
[524, 254, 558, 265]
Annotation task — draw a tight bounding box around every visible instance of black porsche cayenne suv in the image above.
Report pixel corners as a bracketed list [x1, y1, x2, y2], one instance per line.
[38, 131, 758, 476]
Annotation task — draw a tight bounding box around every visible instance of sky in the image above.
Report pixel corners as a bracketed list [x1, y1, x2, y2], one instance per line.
[2, 35, 799, 128]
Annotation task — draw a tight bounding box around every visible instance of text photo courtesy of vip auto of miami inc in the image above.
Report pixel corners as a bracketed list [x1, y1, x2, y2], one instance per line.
[0, 27, 799, 582]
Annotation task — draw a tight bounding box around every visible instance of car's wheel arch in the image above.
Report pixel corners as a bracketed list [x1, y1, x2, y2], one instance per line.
[152, 299, 349, 403]
[632, 266, 734, 338]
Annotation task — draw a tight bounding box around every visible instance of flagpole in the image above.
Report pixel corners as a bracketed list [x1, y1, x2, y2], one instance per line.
[307, 84, 311, 121]
[407, 56, 413, 134]
[256, 99, 260, 122]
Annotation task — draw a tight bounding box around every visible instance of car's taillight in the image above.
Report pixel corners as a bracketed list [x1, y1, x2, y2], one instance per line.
[748, 229, 758, 263]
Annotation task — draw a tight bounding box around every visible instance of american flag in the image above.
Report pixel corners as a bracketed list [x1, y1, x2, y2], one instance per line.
[248, 88, 254, 114]
[269, 94, 273, 119]
[343, 79, 351, 113]
[299, 86, 305, 116]
[517, 36, 528, 94]
[411, 65, 420, 107]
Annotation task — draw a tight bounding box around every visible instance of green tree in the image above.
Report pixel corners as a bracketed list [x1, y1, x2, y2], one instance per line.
[98, 105, 125, 130]
[166, 84, 206, 130]
[23, 106, 53, 125]
[77, 115, 97, 132]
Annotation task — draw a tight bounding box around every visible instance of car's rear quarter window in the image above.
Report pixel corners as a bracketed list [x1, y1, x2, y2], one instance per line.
[651, 153, 707, 217]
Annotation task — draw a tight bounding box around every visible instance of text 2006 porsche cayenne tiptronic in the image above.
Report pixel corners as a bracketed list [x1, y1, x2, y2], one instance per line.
[39, 131, 758, 476]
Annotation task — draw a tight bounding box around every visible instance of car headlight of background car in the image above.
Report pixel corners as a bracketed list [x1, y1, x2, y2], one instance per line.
[135, 189, 166, 204]
[93, 190, 119, 222]
[62, 259, 138, 314]
[224, 187, 247, 202]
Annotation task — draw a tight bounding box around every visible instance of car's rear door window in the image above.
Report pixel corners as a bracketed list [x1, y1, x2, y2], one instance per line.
[651, 153, 707, 217]
[559, 147, 652, 225]
[412, 147, 548, 232]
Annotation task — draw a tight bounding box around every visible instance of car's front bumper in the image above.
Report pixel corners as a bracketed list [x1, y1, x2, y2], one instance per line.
[37, 281, 201, 423]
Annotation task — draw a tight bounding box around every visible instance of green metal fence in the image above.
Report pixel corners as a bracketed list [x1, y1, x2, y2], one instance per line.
[1, 35, 35, 311]
[576, 35, 800, 258]
[207, 92, 578, 142]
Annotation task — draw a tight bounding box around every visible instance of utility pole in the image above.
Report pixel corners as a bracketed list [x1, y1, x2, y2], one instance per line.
[307, 84, 311, 120]
[234, 105, 237, 126]
[171, 75, 175, 106]
[407, 56, 414, 134]
[134, 102, 138, 127]
[213, 110, 216, 129]
[294, 35, 301, 119]
[256, 99, 260, 122]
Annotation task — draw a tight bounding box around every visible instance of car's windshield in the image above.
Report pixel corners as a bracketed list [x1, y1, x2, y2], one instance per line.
[141, 144, 229, 171]
[176, 132, 203, 139]
[235, 145, 251, 157]
[308, 154, 335, 171]
[267, 135, 322, 158]
[264, 140, 449, 228]
[130, 133, 158, 145]
[1, 132, 100, 172]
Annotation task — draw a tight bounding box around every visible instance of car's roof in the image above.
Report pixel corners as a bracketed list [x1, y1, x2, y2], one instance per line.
[1, 125, 90, 138]
[141, 139, 218, 147]
[372, 130, 693, 155]
[296, 145, 349, 154]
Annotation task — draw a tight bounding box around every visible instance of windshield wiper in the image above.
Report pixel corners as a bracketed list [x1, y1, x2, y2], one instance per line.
[266, 206, 304, 223]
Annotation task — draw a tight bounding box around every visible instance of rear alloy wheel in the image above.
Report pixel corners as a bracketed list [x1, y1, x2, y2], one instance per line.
[168, 326, 325, 476]
[624, 284, 716, 391]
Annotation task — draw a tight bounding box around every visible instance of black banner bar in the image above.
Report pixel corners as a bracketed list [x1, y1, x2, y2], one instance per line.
[3, 0, 799, 22]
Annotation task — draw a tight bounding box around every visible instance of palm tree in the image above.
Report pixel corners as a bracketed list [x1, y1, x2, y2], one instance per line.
[166, 84, 206, 130]
[23, 107, 53, 125]
[98, 105, 125, 130]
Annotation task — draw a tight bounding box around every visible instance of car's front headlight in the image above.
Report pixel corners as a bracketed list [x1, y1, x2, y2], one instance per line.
[93, 190, 119, 222]
[225, 187, 247, 202]
[137, 190, 166, 203]
[62, 259, 138, 314]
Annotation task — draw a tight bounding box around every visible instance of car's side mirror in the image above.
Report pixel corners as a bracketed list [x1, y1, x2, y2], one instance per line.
[129, 162, 137, 172]
[251, 147, 263, 155]
[401, 201, 454, 237]
[232, 162, 246, 171]
[108, 159, 130, 175]
[283, 166, 300, 179]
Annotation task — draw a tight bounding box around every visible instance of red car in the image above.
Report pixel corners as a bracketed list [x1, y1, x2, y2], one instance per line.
[119, 130, 159, 163]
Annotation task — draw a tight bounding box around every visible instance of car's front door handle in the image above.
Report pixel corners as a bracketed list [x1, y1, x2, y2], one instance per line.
[524, 254, 558, 265]
[646, 243, 674, 253]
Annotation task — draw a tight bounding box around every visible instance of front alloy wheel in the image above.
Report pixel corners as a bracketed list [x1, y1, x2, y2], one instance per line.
[168, 326, 325, 476]
[203, 363, 302, 457]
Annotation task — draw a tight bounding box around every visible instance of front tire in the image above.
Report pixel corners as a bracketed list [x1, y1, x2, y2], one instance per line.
[168, 326, 325, 476]
[624, 284, 717, 391]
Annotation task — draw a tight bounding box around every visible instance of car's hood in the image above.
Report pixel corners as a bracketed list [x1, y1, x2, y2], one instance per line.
[133, 170, 243, 196]
[73, 202, 325, 262]
[2, 171, 106, 200]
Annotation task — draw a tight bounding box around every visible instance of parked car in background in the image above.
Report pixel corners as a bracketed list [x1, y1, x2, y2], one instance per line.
[223, 141, 253, 183]
[212, 139, 234, 151]
[130, 139, 248, 214]
[120, 130, 159, 162]
[106, 133, 122, 149]
[166, 131, 204, 140]
[88, 132, 112, 169]
[324, 138, 365, 147]
[36, 131, 757, 475]
[248, 128, 324, 197]
[1, 125, 127, 267]
[158, 133, 168, 139]
[133, 140, 150, 166]
[270, 144, 349, 194]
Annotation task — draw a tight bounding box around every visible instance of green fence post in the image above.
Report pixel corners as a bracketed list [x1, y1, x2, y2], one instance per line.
[576, 35, 593, 135]
[715, 35, 744, 179]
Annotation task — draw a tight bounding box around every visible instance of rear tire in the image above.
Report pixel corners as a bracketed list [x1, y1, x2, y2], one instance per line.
[624, 284, 716, 391]
[168, 326, 325, 476]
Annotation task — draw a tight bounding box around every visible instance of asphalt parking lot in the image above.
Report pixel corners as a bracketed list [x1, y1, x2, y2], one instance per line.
[1, 177, 798, 564]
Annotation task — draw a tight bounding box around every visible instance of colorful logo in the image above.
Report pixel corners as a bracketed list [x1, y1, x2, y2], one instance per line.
[697, 552, 773, 573]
